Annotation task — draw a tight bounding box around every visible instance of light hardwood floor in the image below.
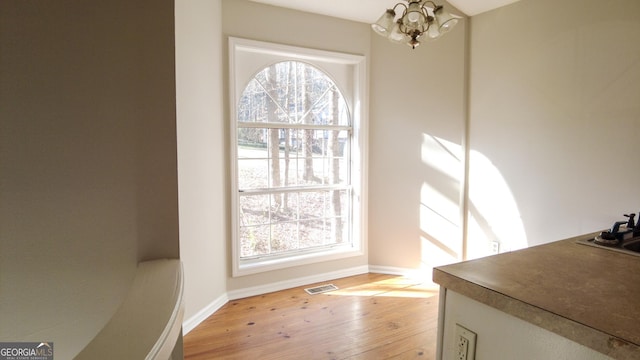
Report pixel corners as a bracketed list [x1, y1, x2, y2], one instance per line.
[184, 273, 440, 359]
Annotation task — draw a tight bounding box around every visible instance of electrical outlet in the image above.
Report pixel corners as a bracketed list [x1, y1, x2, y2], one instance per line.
[491, 241, 500, 254]
[455, 324, 477, 360]
[457, 335, 468, 360]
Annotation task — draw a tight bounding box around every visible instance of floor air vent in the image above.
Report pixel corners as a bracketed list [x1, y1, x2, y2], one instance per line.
[304, 284, 338, 295]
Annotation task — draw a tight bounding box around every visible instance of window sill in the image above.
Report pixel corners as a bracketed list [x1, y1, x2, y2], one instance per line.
[233, 246, 364, 277]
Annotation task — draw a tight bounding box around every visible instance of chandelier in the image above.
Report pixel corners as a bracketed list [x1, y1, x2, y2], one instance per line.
[371, 0, 459, 49]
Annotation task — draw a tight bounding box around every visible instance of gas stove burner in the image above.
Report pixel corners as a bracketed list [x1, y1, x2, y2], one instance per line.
[594, 232, 620, 246]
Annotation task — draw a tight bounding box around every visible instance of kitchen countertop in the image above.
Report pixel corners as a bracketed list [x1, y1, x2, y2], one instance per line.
[433, 232, 640, 359]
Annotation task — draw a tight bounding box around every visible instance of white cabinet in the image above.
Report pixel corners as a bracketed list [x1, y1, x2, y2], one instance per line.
[437, 289, 611, 360]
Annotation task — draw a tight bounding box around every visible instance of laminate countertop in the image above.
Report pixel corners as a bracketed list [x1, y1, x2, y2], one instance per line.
[433, 232, 640, 359]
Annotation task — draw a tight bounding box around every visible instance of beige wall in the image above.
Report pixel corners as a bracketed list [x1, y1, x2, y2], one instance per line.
[467, 0, 640, 255]
[176, 0, 228, 322]
[0, 0, 179, 358]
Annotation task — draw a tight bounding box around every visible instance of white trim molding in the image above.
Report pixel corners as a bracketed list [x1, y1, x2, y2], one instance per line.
[227, 265, 369, 300]
[368, 265, 436, 283]
[182, 293, 229, 335]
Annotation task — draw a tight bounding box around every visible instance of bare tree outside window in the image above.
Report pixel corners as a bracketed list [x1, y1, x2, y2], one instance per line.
[236, 61, 351, 259]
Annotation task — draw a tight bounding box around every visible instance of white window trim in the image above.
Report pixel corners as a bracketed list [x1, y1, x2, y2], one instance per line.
[229, 37, 368, 277]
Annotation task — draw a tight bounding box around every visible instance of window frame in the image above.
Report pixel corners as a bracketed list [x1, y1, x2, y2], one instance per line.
[229, 37, 368, 277]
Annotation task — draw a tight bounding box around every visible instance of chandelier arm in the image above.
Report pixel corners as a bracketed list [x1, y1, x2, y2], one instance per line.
[412, 7, 431, 35]
[398, 23, 428, 38]
[420, 4, 432, 18]
[392, 2, 408, 15]
[423, 1, 439, 9]
[420, 4, 435, 25]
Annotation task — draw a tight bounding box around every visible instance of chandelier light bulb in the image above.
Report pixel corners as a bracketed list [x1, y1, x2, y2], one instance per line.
[428, 22, 441, 39]
[389, 20, 408, 43]
[440, 18, 458, 33]
[434, 5, 459, 33]
[405, 1, 424, 25]
[371, 9, 396, 36]
[407, 12, 420, 23]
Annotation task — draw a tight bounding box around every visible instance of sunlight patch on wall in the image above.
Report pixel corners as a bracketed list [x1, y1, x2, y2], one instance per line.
[421, 134, 462, 180]
[420, 183, 461, 258]
[420, 135, 463, 268]
[467, 149, 527, 258]
[419, 134, 527, 263]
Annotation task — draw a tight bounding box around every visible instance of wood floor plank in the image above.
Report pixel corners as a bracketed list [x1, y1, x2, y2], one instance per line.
[184, 273, 440, 360]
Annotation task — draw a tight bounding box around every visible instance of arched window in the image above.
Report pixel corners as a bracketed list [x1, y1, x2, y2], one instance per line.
[230, 38, 367, 276]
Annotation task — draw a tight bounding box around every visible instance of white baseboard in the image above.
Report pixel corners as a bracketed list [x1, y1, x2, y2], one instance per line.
[369, 265, 435, 282]
[227, 265, 370, 300]
[182, 292, 229, 335]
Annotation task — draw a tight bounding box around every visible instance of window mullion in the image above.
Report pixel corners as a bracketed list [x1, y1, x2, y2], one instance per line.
[239, 184, 351, 196]
[239, 122, 351, 131]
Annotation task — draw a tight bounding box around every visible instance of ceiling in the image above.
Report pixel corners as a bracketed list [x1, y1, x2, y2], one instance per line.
[249, 0, 522, 22]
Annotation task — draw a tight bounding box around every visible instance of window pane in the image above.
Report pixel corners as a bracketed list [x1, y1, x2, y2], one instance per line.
[331, 190, 349, 218]
[271, 192, 298, 222]
[270, 222, 298, 253]
[240, 225, 270, 257]
[299, 219, 329, 248]
[299, 191, 327, 220]
[237, 61, 350, 126]
[239, 194, 270, 226]
[278, 158, 299, 187]
[238, 158, 268, 189]
[238, 128, 268, 154]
